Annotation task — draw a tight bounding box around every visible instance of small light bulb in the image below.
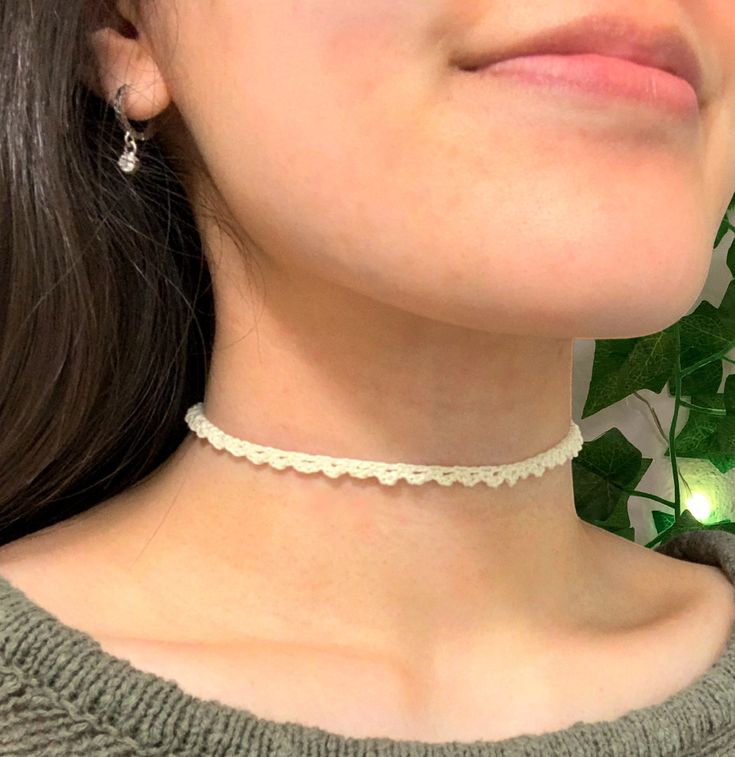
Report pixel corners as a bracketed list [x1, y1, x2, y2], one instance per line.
[685, 491, 713, 522]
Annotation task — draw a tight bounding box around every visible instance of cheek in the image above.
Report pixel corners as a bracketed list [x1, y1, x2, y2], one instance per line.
[166, 1, 442, 256]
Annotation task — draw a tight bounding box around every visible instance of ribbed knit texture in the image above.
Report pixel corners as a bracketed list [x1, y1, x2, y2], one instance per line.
[1, 528, 735, 756]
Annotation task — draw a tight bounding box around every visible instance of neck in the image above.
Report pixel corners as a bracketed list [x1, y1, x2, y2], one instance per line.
[106, 242, 611, 660]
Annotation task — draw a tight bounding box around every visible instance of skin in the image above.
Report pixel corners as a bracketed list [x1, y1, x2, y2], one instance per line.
[2, 0, 735, 741]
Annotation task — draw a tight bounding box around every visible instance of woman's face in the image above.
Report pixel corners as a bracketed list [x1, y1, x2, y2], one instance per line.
[142, 1, 735, 339]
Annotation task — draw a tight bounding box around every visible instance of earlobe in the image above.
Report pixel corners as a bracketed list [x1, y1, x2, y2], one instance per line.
[86, 26, 172, 122]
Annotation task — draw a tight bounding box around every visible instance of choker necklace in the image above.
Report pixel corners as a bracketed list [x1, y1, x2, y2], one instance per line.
[184, 403, 584, 488]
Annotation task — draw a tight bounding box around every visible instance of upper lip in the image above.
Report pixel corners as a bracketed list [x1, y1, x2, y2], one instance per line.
[457, 13, 705, 105]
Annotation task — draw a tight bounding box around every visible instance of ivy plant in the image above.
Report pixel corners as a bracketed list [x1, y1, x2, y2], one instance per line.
[574, 193, 735, 548]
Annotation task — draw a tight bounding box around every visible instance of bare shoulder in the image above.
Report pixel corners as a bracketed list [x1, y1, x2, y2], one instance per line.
[583, 520, 735, 609]
[620, 551, 735, 711]
[0, 506, 107, 578]
[583, 522, 735, 681]
[0, 510, 158, 639]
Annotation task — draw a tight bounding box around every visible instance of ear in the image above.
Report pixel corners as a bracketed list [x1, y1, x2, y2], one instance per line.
[85, 0, 171, 122]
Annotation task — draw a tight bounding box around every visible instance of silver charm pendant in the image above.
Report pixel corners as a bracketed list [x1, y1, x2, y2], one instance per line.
[118, 153, 140, 174]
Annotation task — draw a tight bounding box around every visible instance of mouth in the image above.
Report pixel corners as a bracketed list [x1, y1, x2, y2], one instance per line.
[454, 13, 706, 109]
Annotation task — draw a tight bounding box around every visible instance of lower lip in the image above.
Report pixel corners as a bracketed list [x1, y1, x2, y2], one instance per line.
[467, 53, 699, 118]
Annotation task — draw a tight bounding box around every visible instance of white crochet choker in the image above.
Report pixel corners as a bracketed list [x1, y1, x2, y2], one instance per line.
[184, 402, 584, 488]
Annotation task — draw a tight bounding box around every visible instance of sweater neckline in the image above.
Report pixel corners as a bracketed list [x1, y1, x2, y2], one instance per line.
[1, 528, 735, 756]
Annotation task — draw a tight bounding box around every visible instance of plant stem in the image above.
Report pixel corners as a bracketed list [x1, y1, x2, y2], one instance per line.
[678, 399, 726, 416]
[605, 478, 676, 508]
[680, 343, 735, 378]
[624, 489, 677, 508]
[669, 324, 683, 519]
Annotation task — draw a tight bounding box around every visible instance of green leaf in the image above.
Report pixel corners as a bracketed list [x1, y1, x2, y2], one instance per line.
[573, 428, 652, 529]
[714, 415, 735, 456]
[582, 330, 677, 418]
[661, 510, 707, 541]
[602, 523, 636, 542]
[679, 300, 734, 367]
[679, 359, 722, 397]
[724, 374, 735, 415]
[716, 214, 732, 249]
[651, 509, 676, 534]
[715, 376, 735, 454]
[667, 392, 735, 473]
[717, 278, 735, 324]
[727, 236, 735, 278]
[671, 300, 735, 395]
[670, 392, 722, 455]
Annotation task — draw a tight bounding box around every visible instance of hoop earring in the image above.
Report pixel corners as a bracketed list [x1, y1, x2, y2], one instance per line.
[113, 84, 156, 176]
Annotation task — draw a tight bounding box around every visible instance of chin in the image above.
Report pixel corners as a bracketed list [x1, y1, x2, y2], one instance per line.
[572, 286, 709, 340]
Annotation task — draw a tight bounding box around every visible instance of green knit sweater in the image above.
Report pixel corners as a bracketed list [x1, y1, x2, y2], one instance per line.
[1, 528, 735, 756]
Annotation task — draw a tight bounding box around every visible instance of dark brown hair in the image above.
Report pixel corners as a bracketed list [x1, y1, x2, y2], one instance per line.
[0, 1, 215, 545]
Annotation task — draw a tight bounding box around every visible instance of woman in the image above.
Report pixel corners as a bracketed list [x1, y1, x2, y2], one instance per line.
[1, 1, 735, 754]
